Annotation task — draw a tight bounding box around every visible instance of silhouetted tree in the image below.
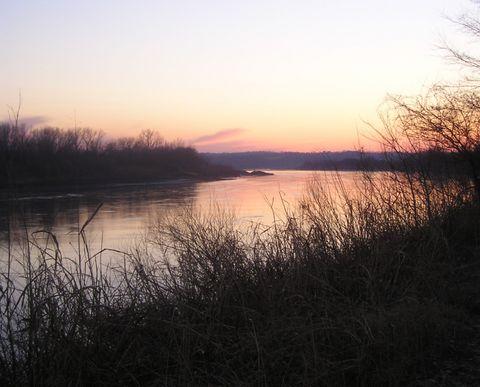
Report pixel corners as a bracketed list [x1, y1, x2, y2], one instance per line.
[444, 1, 480, 75]
[370, 2, 480, 200]
[378, 87, 480, 198]
[0, 126, 237, 187]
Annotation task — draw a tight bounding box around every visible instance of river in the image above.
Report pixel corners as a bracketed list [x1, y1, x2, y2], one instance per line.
[0, 170, 362, 262]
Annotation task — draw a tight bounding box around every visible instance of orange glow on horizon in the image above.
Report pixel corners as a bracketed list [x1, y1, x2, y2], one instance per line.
[0, 0, 471, 152]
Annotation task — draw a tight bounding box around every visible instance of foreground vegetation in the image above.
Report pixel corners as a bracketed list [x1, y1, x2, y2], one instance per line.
[1, 164, 480, 385]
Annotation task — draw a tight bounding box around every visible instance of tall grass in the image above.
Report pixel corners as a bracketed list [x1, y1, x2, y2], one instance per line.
[1, 169, 479, 385]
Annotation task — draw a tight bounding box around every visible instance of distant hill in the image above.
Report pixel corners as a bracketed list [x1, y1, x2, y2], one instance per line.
[202, 151, 388, 170]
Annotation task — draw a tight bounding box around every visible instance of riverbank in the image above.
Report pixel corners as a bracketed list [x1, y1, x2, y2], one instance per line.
[0, 168, 274, 199]
[1, 171, 479, 385]
[1, 164, 240, 190]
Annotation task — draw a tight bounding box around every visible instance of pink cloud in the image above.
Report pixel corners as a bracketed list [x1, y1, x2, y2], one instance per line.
[191, 128, 245, 145]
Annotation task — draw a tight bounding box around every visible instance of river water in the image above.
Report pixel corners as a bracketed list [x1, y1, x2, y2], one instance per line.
[0, 171, 361, 262]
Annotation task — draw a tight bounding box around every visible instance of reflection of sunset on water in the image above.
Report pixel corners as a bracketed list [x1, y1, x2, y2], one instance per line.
[0, 171, 363, 260]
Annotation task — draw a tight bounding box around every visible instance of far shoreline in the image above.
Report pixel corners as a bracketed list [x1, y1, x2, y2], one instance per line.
[0, 169, 275, 199]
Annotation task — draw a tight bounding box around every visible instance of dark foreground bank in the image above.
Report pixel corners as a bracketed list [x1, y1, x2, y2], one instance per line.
[1, 170, 480, 386]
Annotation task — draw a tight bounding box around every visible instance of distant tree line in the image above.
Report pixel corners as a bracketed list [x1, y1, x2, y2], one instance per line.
[203, 151, 386, 170]
[298, 155, 390, 171]
[0, 124, 238, 187]
[299, 149, 474, 177]
[203, 149, 473, 177]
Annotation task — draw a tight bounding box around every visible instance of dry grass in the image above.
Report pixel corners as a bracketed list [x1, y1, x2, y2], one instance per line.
[1, 170, 479, 386]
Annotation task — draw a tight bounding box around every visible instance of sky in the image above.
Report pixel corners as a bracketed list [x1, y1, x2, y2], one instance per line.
[0, 0, 476, 152]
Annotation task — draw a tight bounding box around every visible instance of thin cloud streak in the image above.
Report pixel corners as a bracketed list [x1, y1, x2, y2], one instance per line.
[192, 128, 245, 145]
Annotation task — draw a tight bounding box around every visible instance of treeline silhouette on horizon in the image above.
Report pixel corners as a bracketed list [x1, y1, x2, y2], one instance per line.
[203, 151, 378, 170]
[203, 150, 471, 175]
[0, 123, 239, 188]
[2, 122, 475, 189]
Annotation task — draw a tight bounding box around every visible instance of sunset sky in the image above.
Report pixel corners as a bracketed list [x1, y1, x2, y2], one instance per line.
[1, 0, 474, 152]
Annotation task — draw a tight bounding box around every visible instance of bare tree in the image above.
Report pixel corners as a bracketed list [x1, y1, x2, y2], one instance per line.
[379, 86, 480, 199]
[369, 2, 480, 201]
[443, 1, 480, 76]
[79, 128, 104, 153]
[136, 129, 165, 150]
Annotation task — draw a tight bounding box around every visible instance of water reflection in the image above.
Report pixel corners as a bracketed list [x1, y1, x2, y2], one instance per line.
[0, 171, 360, 261]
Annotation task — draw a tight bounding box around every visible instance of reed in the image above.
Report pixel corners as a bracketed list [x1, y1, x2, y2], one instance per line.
[1, 166, 479, 386]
